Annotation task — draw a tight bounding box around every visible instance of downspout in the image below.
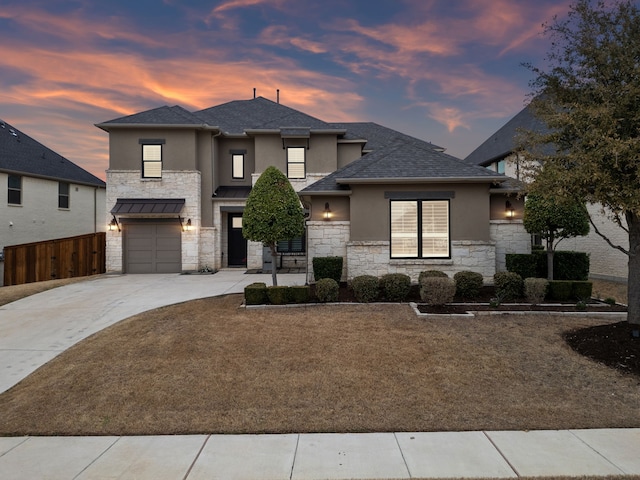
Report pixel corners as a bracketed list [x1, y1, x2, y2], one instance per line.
[94, 186, 97, 233]
[211, 131, 222, 269]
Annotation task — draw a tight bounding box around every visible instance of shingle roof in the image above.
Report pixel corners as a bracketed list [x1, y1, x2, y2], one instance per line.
[465, 103, 549, 166]
[0, 119, 105, 187]
[302, 136, 504, 193]
[195, 97, 343, 135]
[331, 122, 446, 152]
[96, 105, 207, 129]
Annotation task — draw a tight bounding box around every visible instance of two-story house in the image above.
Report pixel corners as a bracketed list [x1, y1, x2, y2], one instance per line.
[466, 103, 628, 282]
[1, 119, 106, 257]
[97, 97, 529, 282]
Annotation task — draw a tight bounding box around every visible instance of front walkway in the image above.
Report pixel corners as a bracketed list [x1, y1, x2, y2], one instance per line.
[0, 270, 305, 394]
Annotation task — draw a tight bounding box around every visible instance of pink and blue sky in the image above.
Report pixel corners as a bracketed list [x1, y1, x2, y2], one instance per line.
[0, 0, 573, 180]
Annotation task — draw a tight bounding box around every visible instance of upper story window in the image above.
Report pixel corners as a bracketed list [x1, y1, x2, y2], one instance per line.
[139, 139, 164, 178]
[390, 199, 450, 258]
[58, 182, 70, 209]
[8, 174, 21, 205]
[287, 147, 306, 179]
[232, 153, 244, 179]
[496, 159, 506, 174]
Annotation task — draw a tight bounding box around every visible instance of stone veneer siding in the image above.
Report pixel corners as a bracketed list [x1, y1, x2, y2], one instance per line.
[106, 170, 203, 273]
[490, 220, 531, 273]
[306, 221, 350, 283]
[346, 240, 497, 283]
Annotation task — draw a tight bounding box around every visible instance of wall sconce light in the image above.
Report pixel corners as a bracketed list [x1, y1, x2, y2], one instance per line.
[324, 202, 332, 220]
[109, 216, 120, 232]
[505, 201, 515, 219]
[180, 217, 192, 232]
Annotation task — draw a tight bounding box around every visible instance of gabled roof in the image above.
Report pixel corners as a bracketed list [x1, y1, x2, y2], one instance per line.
[465, 103, 549, 166]
[195, 97, 344, 135]
[302, 136, 504, 194]
[0, 119, 105, 187]
[96, 105, 209, 130]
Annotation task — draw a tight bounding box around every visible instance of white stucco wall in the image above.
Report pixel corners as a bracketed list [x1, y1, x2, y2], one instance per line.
[105, 170, 202, 272]
[0, 173, 105, 251]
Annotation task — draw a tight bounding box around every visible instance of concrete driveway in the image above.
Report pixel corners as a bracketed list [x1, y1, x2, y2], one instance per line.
[0, 270, 305, 394]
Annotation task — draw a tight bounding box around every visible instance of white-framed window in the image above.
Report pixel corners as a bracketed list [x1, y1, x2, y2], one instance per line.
[287, 147, 306, 179]
[232, 154, 244, 179]
[142, 144, 162, 178]
[58, 182, 70, 209]
[390, 200, 450, 258]
[8, 174, 21, 205]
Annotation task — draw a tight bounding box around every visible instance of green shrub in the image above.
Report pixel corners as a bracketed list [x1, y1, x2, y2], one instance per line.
[453, 271, 484, 299]
[506, 254, 540, 279]
[418, 270, 448, 285]
[267, 286, 289, 305]
[244, 282, 267, 305]
[548, 280, 573, 301]
[493, 271, 523, 301]
[312, 256, 343, 283]
[288, 285, 310, 304]
[571, 281, 593, 300]
[350, 275, 380, 303]
[315, 278, 339, 303]
[604, 297, 617, 305]
[524, 278, 549, 305]
[507, 251, 590, 281]
[553, 251, 590, 281]
[419, 277, 456, 305]
[380, 273, 411, 302]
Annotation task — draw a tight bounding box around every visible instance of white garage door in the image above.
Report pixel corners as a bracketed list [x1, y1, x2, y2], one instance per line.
[124, 222, 182, 273]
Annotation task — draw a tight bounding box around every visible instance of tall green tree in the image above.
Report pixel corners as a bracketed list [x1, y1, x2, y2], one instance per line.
[519, 0, 640, 325]
[523, 194, 590, 280]
[243, 166, 305, 286]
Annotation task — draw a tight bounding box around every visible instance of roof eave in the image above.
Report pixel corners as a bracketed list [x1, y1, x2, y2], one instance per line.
[95, 123, 219, 132]
[0, 168, 105, 187]
[299, 190, 352, 196]
[335, 176, 506, 185]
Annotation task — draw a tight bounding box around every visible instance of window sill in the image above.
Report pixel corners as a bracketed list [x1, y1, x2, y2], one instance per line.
[390, 258, 453, 265]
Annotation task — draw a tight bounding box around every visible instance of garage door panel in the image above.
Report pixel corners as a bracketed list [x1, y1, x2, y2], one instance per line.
[124, 222, 182, 273]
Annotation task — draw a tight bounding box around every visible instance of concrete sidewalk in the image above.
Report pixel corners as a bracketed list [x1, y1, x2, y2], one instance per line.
[1, 429, 639, 479]
[0, 270, 305, 394]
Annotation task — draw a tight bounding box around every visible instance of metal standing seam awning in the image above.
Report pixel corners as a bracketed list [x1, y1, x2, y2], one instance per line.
[110, 198, 185, 215]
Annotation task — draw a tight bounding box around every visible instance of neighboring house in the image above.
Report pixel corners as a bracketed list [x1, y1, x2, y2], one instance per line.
[97, 96, 529, 282]
[465, 104, 628, 282]
[0, 119, 106, 255]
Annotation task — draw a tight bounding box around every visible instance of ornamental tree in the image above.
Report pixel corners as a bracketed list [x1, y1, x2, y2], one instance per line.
[523, 194, 590, 280]
[242, 166, 305, 286]
[518, 0, 640, 325]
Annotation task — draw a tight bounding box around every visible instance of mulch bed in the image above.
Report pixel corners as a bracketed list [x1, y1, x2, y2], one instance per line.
[565, 322, 640, 377]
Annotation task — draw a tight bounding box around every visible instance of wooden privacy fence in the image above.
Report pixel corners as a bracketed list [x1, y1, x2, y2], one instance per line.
[3, 232, 106, 286]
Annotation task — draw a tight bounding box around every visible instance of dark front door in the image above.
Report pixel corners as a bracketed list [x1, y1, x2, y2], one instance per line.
[228, 213, 247, 267]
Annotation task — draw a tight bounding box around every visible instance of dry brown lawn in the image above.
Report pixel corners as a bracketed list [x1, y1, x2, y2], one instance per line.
[0, 293, 638, 436]
[0, 275, 101, 307]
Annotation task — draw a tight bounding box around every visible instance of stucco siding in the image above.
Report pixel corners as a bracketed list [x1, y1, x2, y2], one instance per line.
[349, 184, 491, 242]
[108, 129, 198, 171]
